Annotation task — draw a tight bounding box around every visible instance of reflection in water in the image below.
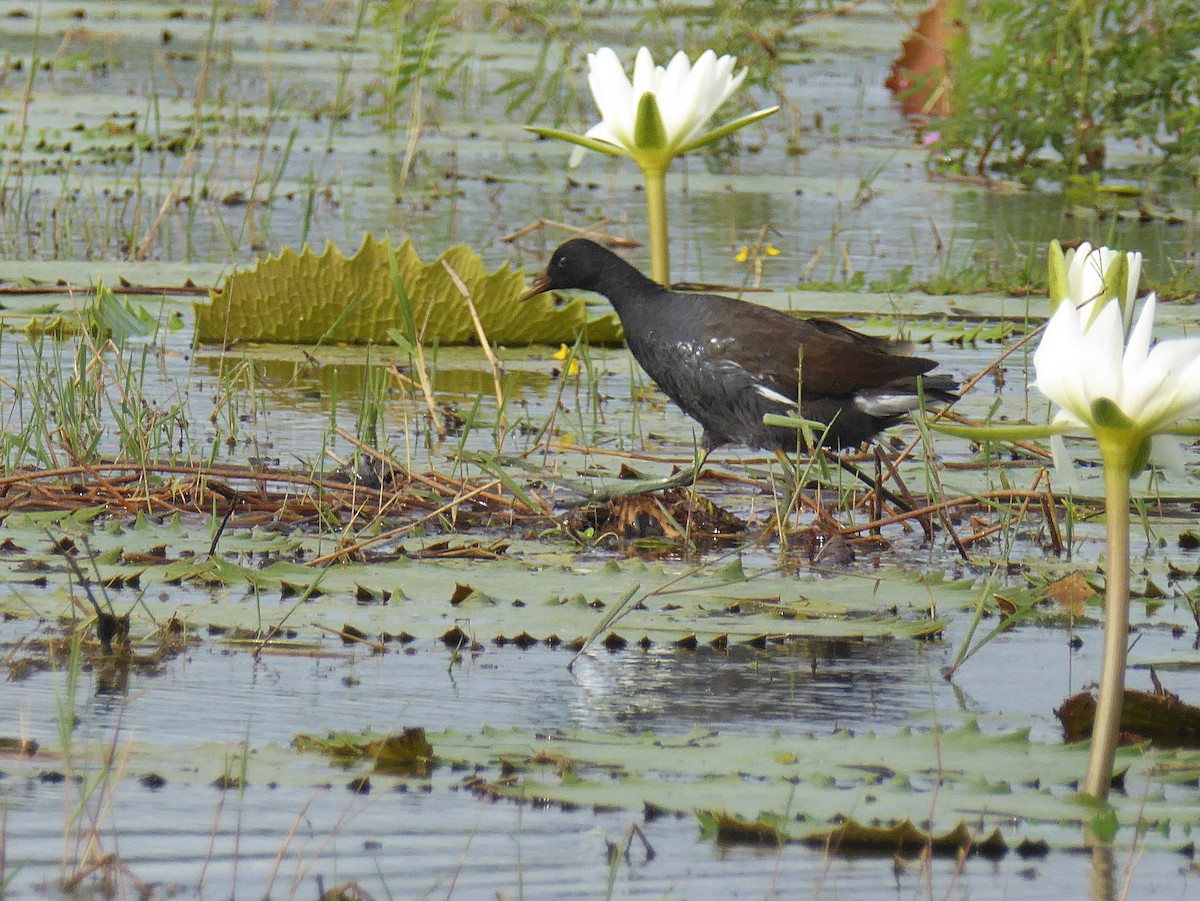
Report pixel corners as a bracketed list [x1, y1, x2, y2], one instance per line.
[193, 351, 551, 406]
[186, 347, 560, 464]
[23, 638, 956, 759]
[571, 639, 952, 734]
[1090, 845, 1115, 901]
[3, 774, 1124, 901]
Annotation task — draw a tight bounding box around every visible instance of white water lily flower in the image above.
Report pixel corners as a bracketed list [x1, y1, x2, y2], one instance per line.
[526, 45, 777, 284]
[571, 47, 743, 165]
[1052, 241, 1143, 331]
[940, 241, 1195, 801]
[1033, 292, 1200, 475]
[566, 46, 774, 167]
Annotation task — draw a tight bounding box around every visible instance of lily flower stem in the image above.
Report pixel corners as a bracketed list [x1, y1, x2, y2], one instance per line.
[641, 162, 670, 285]
[1083, 440, 1133, 801]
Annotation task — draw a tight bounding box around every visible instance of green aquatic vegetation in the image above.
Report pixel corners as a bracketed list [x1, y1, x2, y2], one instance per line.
[85, 281, 182, 346]
[1, 303, 190, 472]
[939, 0, 1200, 176]
[855, 315, 1024, 346]
[290, 720, 1200, 853]
[371, 0, 463, 141]
[293, 726, 436, 776]
[195, 236, 623, 345]
[0, 513, 960, 645]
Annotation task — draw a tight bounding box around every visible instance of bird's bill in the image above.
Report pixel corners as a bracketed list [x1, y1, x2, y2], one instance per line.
[518, 270, 552, 302]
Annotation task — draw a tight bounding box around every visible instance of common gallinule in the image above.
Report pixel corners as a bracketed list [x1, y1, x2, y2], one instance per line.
[521, 238, 956, 453]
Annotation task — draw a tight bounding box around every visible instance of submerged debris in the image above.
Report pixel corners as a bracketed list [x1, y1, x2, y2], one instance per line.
[568, 487, 745, 548]
[1057, 679, 1200, 748]
[293, 726, 437, 777]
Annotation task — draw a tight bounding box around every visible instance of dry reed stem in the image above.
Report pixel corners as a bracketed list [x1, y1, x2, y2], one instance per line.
[314, 623, 387, 653]
[0, 284, 210, 296]
[307, 478, 503, 566]
[499, 218, 638, 247]
[839, 488, 1055, 536]
[0, 457, 540, 529]
[441, 259, 507, 445]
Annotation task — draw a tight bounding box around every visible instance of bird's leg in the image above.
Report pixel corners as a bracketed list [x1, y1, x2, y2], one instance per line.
[581, 446, 710, 503]
[680, 447, 712, 552]
[774, 447, 912, 515]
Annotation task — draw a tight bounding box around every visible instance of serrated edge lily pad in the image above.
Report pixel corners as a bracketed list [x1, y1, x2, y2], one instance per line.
[195, 236, 622, 346]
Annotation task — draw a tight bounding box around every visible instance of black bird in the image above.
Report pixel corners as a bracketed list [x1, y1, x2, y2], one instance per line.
[521, 238, 956, 453]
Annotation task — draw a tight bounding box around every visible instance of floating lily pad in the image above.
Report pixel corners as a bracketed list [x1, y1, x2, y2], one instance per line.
[288, 720, 1200, 853]
[194, 236, 622, 346]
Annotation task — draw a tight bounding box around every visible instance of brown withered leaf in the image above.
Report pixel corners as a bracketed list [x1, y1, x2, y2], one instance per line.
[885, 0, 964, 117]
[1056, 688, 1200, 748]
[568, 488, 744, 546]
[802, 817, 1007, 858]
[1040, 571, 1097, 615]
[372, 728, 435, 776]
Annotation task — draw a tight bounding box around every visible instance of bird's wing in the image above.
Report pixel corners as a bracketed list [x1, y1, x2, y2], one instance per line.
[691, 306, 936, 398]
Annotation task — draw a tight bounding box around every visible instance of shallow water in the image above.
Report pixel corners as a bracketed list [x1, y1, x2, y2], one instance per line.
[16, 779, 1183, 901]
[5, 617, 1200, 899]
[4, 2, 1200, 900]
[2, 3, 1197, 279]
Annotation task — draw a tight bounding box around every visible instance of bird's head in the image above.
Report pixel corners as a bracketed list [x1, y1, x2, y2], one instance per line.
[519, 238, 629, 301]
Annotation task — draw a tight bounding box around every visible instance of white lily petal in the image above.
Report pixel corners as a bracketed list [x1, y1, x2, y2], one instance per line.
[1117, 293, 1159, 410]
[655, 51, 693, 144]
[660, 51, 693, 98]
[1078, 301, 1124, 410]
[1037, 298, 1111, 419]
[587, 48, 635, 146]
[692, 55, 746, 144]
[631, 47, 659, 102]
[1035, 254, 1200, 483]
[720, 62, 749, 105]
[1122, 292, 1155, 367]
[1050, 433, 1081, 490]
[1149, 434, 1188, 479]
[1176, 351, 1200, 396]
[1065, 244, 1084, 280]
[1064, 243, 1087, 294]
[1063, 243, 1143, 327]
[1123, 251, 1143, 332]
[1053, 407, 1090, 431]
[1137, 342, 1200, 430]
[1034, 302, 1087, 417]
[567, 121, 623, 167]
[1077, 251, 1108, 323]
[566, 46, 755, 168]
[672, 50, 719, 148]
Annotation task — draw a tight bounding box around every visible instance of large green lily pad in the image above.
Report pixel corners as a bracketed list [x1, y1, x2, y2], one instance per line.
[194, 236, 623, 346]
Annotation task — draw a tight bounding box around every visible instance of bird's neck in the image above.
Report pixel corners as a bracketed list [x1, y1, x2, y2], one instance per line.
[594, 261, 665, 318]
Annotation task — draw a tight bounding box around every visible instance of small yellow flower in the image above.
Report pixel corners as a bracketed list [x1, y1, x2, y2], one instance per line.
[734, 245, 749, 263]
[765, 243, 780, 257]
[553, 344, 580, 376]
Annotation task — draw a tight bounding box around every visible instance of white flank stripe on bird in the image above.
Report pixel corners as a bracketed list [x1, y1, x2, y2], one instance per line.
[854, 394, 921, 415]
[755, 384, 796, 407]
